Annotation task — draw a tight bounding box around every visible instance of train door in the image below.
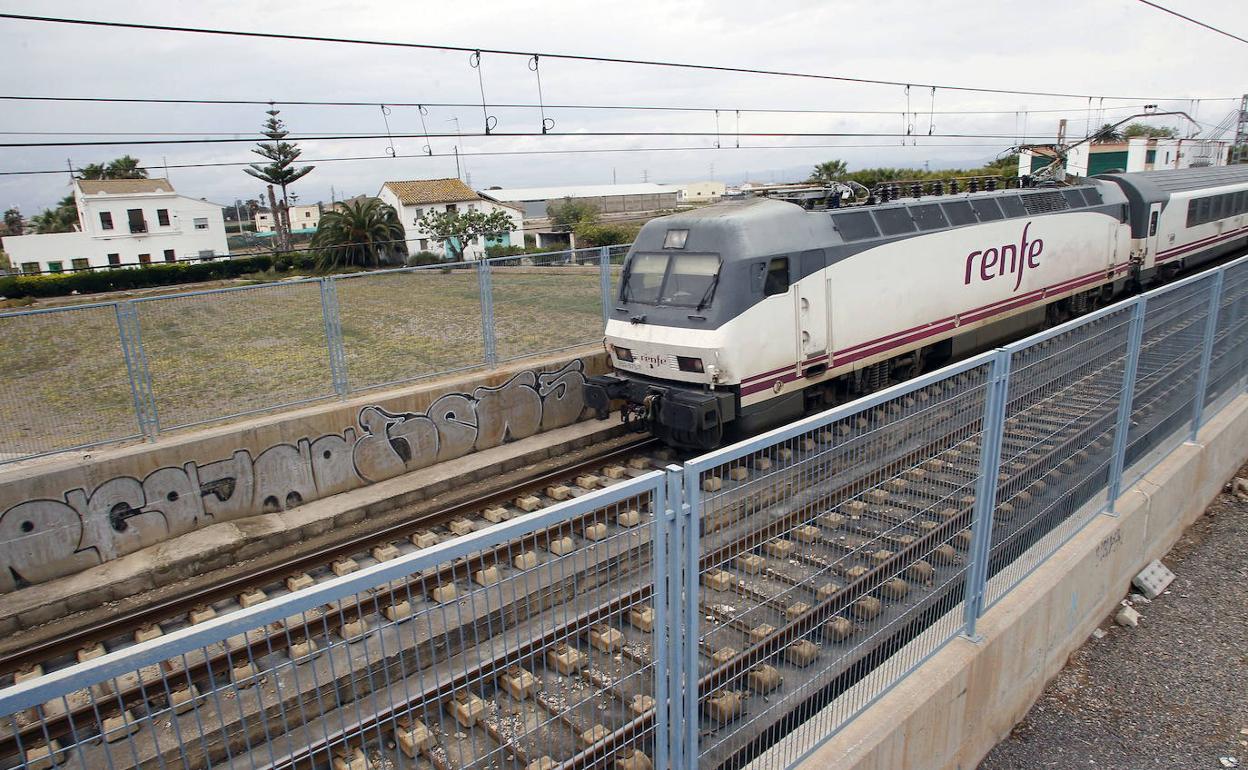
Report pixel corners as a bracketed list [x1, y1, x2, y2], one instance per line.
[1142, 202, 1162, 269]
[795, 249, 828, 366]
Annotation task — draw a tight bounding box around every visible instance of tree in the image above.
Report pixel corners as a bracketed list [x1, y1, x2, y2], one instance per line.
[2, 208, 22, 236]
[1123, 122, 1177, 139]
[244, 109, 314, 250]
[31, 196, 78, 234]
[417, 208, 515, 262]
[76, 156, 148, 180]
[546, 197, 600, 228]
[1093, 123, 1124, 143]
[312, 198, 406, 270]
[809, 159, 848, 184]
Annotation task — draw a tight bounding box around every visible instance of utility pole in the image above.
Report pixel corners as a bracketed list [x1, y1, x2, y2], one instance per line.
[447, 117, 466, 180]
[1234, 94, 1248, 164]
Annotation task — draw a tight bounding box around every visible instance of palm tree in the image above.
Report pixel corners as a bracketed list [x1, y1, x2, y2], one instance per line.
[105, 155, 147, 179]
[77, 163, 109, 180]
[809, 159, 848, 184]
[312, 199, 405, 270]
[1093, 123, 1124, 144]
[31, 196, 79, 234]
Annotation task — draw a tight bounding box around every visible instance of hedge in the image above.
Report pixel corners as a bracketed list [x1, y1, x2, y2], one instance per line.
[0, 255, 278, 299]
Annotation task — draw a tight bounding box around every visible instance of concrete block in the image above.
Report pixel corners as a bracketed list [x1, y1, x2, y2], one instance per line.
[483, 506, 511, 523]
[338, 618, 367, 641]
[852, 596, 883, 620]
[630, 693, 656, 715]
[729, 466, 750, 481]
[396, 719, 433, 758]
[169, 684, 199, 715]
[576, 474, 600, 490]
[14, 665, 42, 684]
[628, 457, 651, 470]
[736, 553, 765, 574]
[712, 647, 738, 666]
[752, 456, 774, 471]
[371, 543, 400, 562]
[412, 531, 440, 549]
[331, 746, 367, 770]
[816, 582, 841, 601]
[881, 578, 909, 600]
[231, 661, 258, 687]
[824, 616, 855, 642]
[546, 485, 572, 501]
[430, 585, 457, 604]
[25, 740, 65, 770]
[290, 638, 318, 660]
[793, 524, 820, 543]
[617, 509, 642, 527]
[703, 569, 733, 592]
[548, 536, 576, 556]
[787, 639, 820, 667]
[474, 566, 501, 586]
[238, 588, 267, 608]
[547, 644, 586, 675]
[581, 724, 610, 747]
[776, 447, 794, 461]
[705, 690, 744, 722]
[1132, 559, 1175, 599]
[499, 666, 539, 699]
[331, 558, 359, 576]
[449, 517, 476, 535]
[583, 521, 608, 541]
[764, 539, 795, 559]
[748, 664, 783, 693]
[76, 643, 105, 663]
[786, 601, 812, 621]
[589, 624, 624, 652]
[616, 749, 653, 770]
[447, 692, 485, 728]
[629, 605, 655, 632]
[513, 550, 539, 570]
[603, 465, 627, 479]
[285, 573, 314, 592]
[703, 476, 724, 492]
[527, 758, 557, 770]
[750, 624, 776, 643]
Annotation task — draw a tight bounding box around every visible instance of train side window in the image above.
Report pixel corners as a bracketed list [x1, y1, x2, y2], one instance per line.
[1187, 200, 1198, 227]
[764, 257, 789, 296]
[969, 198, 1003, 222]
[1197, 197, 1211, 224]
[1149, 211, 1158, 237]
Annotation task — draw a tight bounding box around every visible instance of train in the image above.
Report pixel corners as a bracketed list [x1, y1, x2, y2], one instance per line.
[584, 165, 1248, 449]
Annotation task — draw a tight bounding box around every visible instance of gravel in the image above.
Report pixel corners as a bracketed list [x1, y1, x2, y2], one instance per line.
[980, 464, 1248, 770]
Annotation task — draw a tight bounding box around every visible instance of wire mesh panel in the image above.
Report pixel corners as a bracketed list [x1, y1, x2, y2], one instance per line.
[335, 265, 485, 392]
[0, 303, 142, 460]
[1203, 258, 1248, 417]
[133, 281, 335, 431]
[489, 249, 606, 363]
[1123, 274, 1217, 488]
[683, 357, 992, 770]
[0, 471, 667, 770]
[984, 306, 1132, 608]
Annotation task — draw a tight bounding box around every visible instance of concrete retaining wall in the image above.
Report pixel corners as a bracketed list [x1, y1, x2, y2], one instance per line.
[785, 393, 1248, 770]
[0, 348, 607, 594]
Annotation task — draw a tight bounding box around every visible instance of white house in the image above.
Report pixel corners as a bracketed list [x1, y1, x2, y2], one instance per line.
[677, 181, 726, 203]
[255, 203, 321, 234]
[1, 178, 228, 274]
[377, 178, 524, 261]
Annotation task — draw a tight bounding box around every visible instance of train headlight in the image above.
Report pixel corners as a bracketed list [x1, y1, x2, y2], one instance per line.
[677, 356, 704, 373]
[612, 345, 634, 362]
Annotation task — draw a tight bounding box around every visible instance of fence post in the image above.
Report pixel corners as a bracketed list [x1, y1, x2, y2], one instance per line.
[477, 259, 497, 366]
[1107, 298, 1146, 511]
[658, 465, 685, 770]
[319, 278, 349, 397]
[599, 245, 612, 329]
[1189, 269, 1224, 439]
[962, 348, 1011, 640]
[678, 465, 701, 768]
[115, 301, 160, 441]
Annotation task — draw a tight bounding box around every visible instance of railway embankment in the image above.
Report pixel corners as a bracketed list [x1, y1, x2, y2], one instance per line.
[769, 390, 1248, 770]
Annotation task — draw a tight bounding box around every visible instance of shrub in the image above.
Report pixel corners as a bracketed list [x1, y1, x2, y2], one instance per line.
[405, 251, 444, 266]
[0, 255, 275, 299]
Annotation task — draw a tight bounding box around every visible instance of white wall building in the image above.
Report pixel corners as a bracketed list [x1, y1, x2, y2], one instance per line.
[377, 178, 524, 261]
[1, 178, 228, 273]
[677, 181, 726, 203]
[255, 203, 321, 233]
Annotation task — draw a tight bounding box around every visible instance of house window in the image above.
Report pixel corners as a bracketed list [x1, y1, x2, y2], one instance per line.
[164, 249, 176, 262]
[138, 253, 151, 265]
[198, 250, 215, 259]
[47, 261, 64, 273]
[21, 262, 39, 274]
[128, 209, 146, 233]
[419, 238, 428, 251]
[446, 203, 457, 213]
[107, 253, 120, 266]
[71, 258, 90, 271]
[305, 211, 312, 218]
[99, 211, 114, 230]
[157, 209, 170, 226]
[193, 217, 208, 230]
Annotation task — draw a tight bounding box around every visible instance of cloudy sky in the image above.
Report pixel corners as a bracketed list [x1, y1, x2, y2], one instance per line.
[1, 0, 1245, 215]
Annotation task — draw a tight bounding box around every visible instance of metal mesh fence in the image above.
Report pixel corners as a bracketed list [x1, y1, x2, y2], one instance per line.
[488, 249, 606, 363]
[0, 303, 142, 460]
[335, 264, 485, 393]
[1204, 259, 1248, 417]
[0, 472, 667, 770]
[983, 306, 1132, 608]
[1122, 274, 1216, 488]
[132, 281, 336, 432]
[684, 358, 992, 769]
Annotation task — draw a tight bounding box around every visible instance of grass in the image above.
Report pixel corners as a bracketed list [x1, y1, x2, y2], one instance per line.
[0, 265, 615, 457]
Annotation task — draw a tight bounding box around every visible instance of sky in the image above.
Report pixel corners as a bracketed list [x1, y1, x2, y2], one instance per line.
[0, 0, 1245, 215]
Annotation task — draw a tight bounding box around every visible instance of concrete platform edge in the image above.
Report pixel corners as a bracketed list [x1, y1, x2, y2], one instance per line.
[783, 393, 1248, 770]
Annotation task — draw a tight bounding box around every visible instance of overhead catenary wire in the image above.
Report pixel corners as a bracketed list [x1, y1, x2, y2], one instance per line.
[0, 12, 1236, 102]
[1132, 0, 1248, 46]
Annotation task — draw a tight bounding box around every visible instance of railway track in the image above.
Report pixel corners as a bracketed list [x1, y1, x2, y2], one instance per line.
[4, 265, 1245, 770]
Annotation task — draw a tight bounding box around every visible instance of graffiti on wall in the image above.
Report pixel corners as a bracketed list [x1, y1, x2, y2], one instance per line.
[0, 361, 587, 593]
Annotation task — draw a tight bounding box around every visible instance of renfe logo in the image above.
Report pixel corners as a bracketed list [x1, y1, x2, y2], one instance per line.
[964, 221, 1044, 292]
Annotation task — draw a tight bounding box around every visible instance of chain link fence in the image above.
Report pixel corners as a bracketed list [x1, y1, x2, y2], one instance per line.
[0, 257, 1245, 770]
[0, 245, 630, 464]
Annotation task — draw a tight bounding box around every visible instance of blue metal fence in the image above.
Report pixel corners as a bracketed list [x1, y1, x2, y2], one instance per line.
[0, 245, 623, 464]
[0, 255, 1245, 769]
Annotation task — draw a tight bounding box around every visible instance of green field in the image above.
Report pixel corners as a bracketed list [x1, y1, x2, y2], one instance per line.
[0, 265, 615, 457]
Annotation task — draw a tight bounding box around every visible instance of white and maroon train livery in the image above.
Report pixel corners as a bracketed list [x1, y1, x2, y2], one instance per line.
[585, 166, 1248, 448]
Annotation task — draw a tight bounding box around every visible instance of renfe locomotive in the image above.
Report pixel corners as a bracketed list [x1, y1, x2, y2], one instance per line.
[585, 166, 1248, 449]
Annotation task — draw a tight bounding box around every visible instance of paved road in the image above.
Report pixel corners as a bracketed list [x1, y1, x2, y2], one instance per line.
[980, 464, 1248, 770]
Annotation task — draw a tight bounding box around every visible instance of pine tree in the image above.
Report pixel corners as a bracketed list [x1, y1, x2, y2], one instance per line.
[243, 109, 314, 249]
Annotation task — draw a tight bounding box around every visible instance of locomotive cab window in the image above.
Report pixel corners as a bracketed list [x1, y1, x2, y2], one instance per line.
[621, 252, 722, 308]
[763, 257, 789, 296]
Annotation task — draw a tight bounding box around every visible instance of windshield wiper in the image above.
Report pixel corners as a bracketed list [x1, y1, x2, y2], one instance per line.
[695, 273, 720, 311]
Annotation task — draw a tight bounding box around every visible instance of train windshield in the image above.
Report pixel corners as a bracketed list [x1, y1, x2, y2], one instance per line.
[622, 253, 721, 308]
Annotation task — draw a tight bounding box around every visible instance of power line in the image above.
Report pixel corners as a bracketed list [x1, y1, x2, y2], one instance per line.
[0, 12, 1232, 102]
[1, 94, 1211, 114]
[0, 141, 1022, 177]
[0, 130, 1065, 149]
[1133, 0, 1248, 46]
